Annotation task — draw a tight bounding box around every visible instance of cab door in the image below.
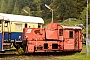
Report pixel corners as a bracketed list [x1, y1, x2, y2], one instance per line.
[74, 30, 82, 51]
[63, 30, 74, 50]
[74, 30, 79, 50]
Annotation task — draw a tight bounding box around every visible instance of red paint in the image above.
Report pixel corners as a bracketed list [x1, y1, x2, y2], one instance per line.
[23, 28, 45, 41]
[23, 23, 82, 53]
[28, 44, 34, 53]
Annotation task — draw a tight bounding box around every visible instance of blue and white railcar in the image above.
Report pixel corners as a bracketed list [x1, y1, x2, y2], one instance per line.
[0, 13, 44, 40]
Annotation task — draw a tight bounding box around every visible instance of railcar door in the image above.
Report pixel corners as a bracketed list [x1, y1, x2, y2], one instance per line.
[63, 30, 74, 50]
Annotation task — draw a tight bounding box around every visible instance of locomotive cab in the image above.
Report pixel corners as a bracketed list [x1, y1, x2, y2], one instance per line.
[62, 26, 82, 52]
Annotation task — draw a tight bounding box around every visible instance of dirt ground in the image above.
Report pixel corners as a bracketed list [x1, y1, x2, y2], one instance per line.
[0, 38, 90, 60]
[0, 54, 62, 60]
[0, 50, 90, 60]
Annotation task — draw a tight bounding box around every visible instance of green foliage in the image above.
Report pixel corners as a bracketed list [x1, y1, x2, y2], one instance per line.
[88, 24, 90, 34]
[82, 45, 90, 50]
[21, 6, 31, 16]
[0, 0, 2, 10]
[74, 0, 87, 18]
[58, 18, 90, 34]
[0, 0, 89, 24]
[6, 0, 16, 14]
[56, 45, 90, 60]
[88, 3, 90, 24]
[43, 19, 52, 28]
[57, 52, 90, 60]
[0, 0, 8, 13]
[15, 47, 24, 55]
[81, 3, 90, 25]
[12, 0, 21, 14]
[58, 19, 84, 26]
[50, 0, 87, 21]
[80, 7, 86, 22]
[10, 43, 16, 50]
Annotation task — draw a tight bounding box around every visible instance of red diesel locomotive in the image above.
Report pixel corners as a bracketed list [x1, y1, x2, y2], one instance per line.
[21, 23, 82, 53]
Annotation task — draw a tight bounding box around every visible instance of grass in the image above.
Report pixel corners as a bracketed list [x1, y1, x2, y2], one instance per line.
[56, 52, 90, 60]
[43, 19, 52, 28]
[58, 20, 90, 34]
[82, 45, 90, 50]
[43, 19, 90, 33]
[43, 18, 90, 34]
[55, 45, 90, 60]
[43, 19, 90, 60]
[58, 19, 84, 26]
[1, 45, 90, 60]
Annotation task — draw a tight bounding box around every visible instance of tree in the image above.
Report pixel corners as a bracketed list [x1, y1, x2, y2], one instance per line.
[6, 0, 16, 14]
[0, 0, 88, 22]
[12, 0, 21, 14]
[73, 0, 87, 19]
[88, 3, 90, 24]
[51, 0, 76, 20]
[0, 0, 2, 10]
[12, 4, 20, 14]
[80, 3, 90, 25]
[0, 0, 8, 13]
[21, 6, 30, 16]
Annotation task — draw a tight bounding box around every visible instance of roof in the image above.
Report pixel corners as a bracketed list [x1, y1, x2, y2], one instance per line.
[0, 15, 9, 21]
[0, 13, 44, 24]
[62, 26, 82, 29]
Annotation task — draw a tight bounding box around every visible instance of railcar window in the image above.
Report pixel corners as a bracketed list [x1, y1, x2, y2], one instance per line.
[0, 21, 2, 24]
[5, 21, 8, 27]
[5, 21, 8, 23]
[16, 24, 22, 30]
[38, 25, 41, 28]
[0, 21, 2, 28]
[59, 29, 63, 36]
[25, 23, 27, 28]
[69, 31, 73, 38]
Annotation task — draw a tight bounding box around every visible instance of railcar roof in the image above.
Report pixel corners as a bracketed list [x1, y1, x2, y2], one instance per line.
[62, 25, 82, 29]
[0, 15, 9, 21]
[0, 13, 44, 24]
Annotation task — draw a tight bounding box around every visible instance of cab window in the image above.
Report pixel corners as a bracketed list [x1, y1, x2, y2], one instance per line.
[59, 29, 63, 36]
[69, 31, 73, 38]
[15, 24, 22, 30]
